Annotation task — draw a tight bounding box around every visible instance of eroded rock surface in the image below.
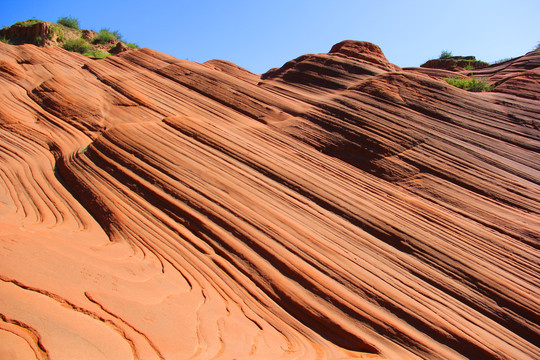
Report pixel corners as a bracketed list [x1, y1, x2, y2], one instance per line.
[0, 40, 538, 360]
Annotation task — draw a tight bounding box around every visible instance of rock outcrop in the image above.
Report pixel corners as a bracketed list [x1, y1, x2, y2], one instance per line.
[421, 55, 490, 71]
[0, 21, 56, 46]
[0, 40, 538, 360]
[0, 20, 132, 58]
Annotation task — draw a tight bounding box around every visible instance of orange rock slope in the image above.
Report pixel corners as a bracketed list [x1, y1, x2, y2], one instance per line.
[0, 40, 538, 360]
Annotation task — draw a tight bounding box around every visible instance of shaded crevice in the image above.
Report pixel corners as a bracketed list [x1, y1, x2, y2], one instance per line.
[53, 151, 117, 236]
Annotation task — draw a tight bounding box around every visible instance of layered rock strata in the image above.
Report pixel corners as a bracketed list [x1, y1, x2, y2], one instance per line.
[0, 40, 539, 360]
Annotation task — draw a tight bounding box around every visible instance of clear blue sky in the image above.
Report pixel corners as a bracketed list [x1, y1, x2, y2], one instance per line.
[2, 0, 539, 74]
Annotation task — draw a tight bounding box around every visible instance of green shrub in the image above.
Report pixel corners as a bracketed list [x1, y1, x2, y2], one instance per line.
[439, 50, 453, 59]
[0, 36, 11, 44]
[444, 76, 493, 92]
[52, 25, 66, 42]
[57, 16, 80, 30]
[63, 37, 92, 54]
[94, 28, 121, 44]
[35, 35, 42, 45]
[14, 19, 41, 27]
[125, 42, 140, 49]
[83, 50, 110, 59]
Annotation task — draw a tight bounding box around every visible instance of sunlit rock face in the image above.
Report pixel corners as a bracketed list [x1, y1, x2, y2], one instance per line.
[0, 40, 539, 360]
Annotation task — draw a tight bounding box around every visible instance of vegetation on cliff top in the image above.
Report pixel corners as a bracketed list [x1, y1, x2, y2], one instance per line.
[0, 17, 139, 58]
[439, 50, 453, 59]
[429, 49, 491, 70]
[57, 16, 80, 30]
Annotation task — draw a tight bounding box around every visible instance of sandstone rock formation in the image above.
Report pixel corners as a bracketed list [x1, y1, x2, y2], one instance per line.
[0, 39, 538, 360]
[0, 20, 131, 59]
[0, 21, 56, 46]
[420, 55, 490, 71]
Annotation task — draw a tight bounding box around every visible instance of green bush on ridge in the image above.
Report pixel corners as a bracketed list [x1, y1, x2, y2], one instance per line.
[57, 16, 80, 30]
[63, 37, 92, 54]
[444, 76, 493, 92]
[94, 28, 121, 44]
[439, 50, 453, 59]
[14, 19, 41, 27]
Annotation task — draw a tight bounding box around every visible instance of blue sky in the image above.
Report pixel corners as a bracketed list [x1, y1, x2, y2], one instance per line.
[2, 0, 539, 74]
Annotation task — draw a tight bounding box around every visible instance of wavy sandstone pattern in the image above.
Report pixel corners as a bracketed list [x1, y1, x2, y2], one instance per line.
[0, 40, 538, 359]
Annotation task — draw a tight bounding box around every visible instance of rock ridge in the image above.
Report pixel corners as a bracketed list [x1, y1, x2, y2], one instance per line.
[0, 39, 539, 360]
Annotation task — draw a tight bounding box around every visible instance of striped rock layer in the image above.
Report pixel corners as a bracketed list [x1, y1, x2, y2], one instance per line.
[0, 40, 539, 359]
